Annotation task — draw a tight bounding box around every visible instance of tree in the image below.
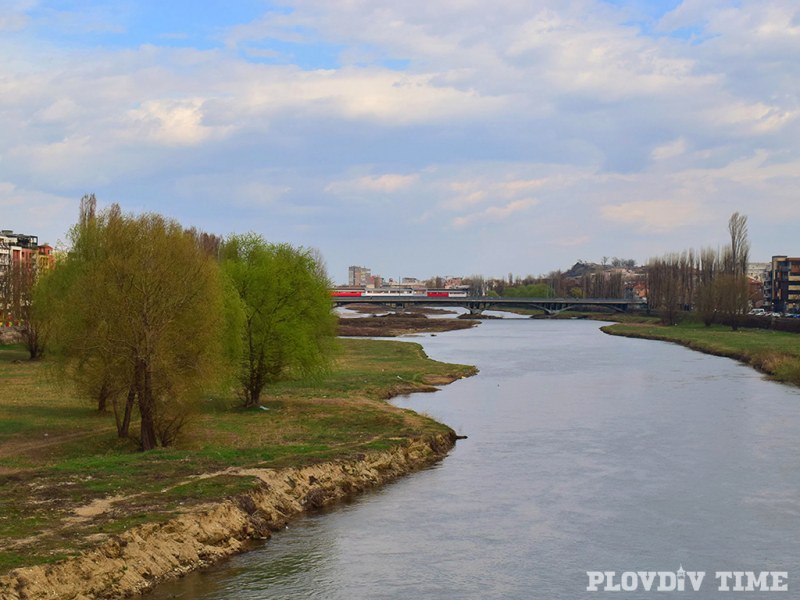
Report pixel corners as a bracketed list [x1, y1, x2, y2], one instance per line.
[727, 211, 750, 277]
[502, 283, 553, 298]
[715, 273, 750, 331]
[9, 257, 44, 359]
[718, 212, 751, 330]
[463, 275, 486, 296]
[646, 255, 681, 325]
[44, 206, 233, 449]
[221, 234, 336, 408]
[695, 280, 719, 327]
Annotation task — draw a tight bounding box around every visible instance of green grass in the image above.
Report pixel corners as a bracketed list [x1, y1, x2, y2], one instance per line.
[602, 321, 800, 386]
[0, 338, 475, 573]
[165, 474, 262, 500]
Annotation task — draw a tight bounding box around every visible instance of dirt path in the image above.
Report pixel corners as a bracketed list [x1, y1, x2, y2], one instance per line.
[0, 427, 117, 462]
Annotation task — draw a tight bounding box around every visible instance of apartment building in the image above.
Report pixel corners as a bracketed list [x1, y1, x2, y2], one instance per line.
[348, 265, 371, 287]
[1, 231, 54, 322]
[765, 255, 800, 313]
[0, 231, 53, 272]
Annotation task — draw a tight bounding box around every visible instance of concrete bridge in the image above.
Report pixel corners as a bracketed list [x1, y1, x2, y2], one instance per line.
[332, 295, 646, 316]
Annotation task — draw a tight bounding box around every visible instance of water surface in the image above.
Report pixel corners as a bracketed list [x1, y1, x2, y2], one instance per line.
[150, 320, 800, 598]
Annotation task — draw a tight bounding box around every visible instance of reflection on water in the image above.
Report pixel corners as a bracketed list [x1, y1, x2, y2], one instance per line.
[149, 320, 800, 599]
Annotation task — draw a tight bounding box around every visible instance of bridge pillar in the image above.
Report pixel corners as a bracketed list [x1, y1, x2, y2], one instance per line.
[466, 302, 486, 316]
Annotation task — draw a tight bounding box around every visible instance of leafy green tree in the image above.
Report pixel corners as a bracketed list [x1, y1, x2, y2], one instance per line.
[502, 283, 554, 298]
[221, 234, 336, 408]
[44, 205, 234, 449]
[568, 287, 584, 299]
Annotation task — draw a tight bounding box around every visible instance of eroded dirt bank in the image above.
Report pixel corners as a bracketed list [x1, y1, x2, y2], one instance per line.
[0, 432, 456, 600]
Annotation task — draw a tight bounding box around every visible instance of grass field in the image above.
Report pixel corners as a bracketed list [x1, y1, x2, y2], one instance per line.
[0, 338, 475, 573]
[602, 321, 800, 386]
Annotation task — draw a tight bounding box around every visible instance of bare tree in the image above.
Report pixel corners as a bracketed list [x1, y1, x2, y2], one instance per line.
[716, 273, 750, 331]
[727, 211, 750, 277]
[11, 258, 45, 359]
[647, 255, 682, 325]
[78, 193, 97, 228]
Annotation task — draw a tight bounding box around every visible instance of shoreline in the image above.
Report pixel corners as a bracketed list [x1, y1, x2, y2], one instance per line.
[0, 333, 476, 599]
[600, 322, 800, 387]
[0, 431, 459, 599]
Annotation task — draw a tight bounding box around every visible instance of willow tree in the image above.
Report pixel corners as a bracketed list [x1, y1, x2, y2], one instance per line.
[44, 206, 234, 449]
[221, 234, 336, 408]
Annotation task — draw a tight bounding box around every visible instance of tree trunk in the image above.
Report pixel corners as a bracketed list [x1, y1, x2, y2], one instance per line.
[119, 383, 136, 438]
[138, 362, 158, 451]
[97, 380, 110, 412]
[24, 324, 43, 361]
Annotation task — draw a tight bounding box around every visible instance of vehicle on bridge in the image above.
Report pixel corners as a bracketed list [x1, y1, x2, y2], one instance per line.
[330, 288, 467, 298]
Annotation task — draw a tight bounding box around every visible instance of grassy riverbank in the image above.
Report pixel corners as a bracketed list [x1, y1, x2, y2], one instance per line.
[602, 321, 800, 386]
[0, 338, 476, 575]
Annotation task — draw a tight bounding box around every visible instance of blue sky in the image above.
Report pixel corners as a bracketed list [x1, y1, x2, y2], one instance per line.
[2, 0, 798, 284]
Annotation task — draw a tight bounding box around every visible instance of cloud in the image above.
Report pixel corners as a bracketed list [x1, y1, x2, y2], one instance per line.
[0, 12, 29, 32]
[651, 138, 687, 160]
[325, 173, 419, 195]
[600, 199, 711, 233]
[453, 198, 539, 228]
[554, 235, 591, 248]
[715, 102, 798, 134]
[125, 98, 232, 146]
[1, 1, 799, 278]
[0, 181, 75, 244]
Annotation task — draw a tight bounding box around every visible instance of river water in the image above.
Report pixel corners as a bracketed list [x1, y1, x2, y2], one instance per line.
[148, 319, 800, 599]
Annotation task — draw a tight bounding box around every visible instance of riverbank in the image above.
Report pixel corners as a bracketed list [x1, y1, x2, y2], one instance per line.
[0, 338, 476, 598]
[601, 321, 800, 386]
[338, 314, 477, 336]
[0, 432, 456, 600]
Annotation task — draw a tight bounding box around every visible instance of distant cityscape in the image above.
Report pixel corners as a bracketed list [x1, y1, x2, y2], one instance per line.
[0, 227, 798, 316]
[346, 265, 464, 291]
[345, 258, 800, 314]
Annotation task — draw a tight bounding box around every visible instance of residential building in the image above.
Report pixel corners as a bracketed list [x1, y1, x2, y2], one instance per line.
[348, 265, 371, 287]
[765, 255, 800, 313]
[747, 262, 769, 282]
[0, 231, 54, 323]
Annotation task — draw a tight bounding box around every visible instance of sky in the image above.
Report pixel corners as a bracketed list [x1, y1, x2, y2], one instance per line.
[1, 0, 798, 284]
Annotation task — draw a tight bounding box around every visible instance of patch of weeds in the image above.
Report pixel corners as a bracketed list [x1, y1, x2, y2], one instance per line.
[89, 511, 176, 535]
[0, 550, 74, 573]
[165, 475, 261, 501]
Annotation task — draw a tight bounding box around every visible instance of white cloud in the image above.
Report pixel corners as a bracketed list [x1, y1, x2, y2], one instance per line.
[0, 13, 28, 32]
[1, 1, 799, 277]
[453, 198, 539, 228]
[600, 199, 710, 233]
[0, 182, 75, 244]
[707, 102, 798, 134]
[125, 99, 231, 146]
[554, 235, 591, 248]
[325, 173, 419, 195]
[652, 138, 687, 161]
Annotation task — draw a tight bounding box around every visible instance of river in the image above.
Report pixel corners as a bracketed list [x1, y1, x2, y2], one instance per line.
[148, 319, 800, 598]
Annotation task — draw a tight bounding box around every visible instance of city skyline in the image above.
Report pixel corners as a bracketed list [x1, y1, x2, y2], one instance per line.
[2, 1, 798, 278]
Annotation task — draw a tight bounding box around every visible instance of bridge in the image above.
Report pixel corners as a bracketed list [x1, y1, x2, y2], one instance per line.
[332, 295, 646, 316]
